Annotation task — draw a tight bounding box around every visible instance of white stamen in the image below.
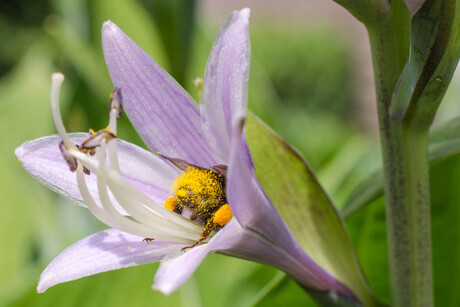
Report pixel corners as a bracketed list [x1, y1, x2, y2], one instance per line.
[95, 143, 156, 236]
[76, 164, 164, 239]
[72, 149, 203, 232]
[108, 182, 199, 240]
[75, 164, 120, 228]
[108, 109, 120, 172]
[70, 149, 203, 234]
[109, 175, 204, 232]
[103, 113, 203, 234]
[96, 142, 195, 242]
[51, 73, 76, 151]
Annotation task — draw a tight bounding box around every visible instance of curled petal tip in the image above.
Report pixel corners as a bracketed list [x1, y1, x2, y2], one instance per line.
[238, 7, 250, 18]
[102, 20, 120, 38]
[36, 277, 50, 293]
[52, 72, 64, 82]
[151, 284, 172, 296]
[14, 145, 24, 160]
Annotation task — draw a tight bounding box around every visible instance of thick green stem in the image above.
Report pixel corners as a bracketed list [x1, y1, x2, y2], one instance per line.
[367, 13, 433, 307]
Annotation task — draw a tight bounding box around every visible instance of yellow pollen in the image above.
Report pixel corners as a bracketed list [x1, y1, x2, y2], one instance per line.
[173, 166, 224, 204]
[164, 196, 176, 211]
[213, 204, 233, 226]
[17, 158, 21, 162]
[175, 189, 187, 198]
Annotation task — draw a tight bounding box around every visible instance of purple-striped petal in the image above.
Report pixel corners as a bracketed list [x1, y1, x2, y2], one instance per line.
[153, 220, 241, 295]
[153, 244, 208, 295]
[37, 229, 183, 293]
[15, 134, 179, 212]
[227, 122, 296, 254]
[225, 121, 354, 297]
[102, 21, 217, 168]
[200, 8, 251, 162]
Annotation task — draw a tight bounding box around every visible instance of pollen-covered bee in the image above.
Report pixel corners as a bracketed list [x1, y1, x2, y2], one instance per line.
[159, 155, 233, 250]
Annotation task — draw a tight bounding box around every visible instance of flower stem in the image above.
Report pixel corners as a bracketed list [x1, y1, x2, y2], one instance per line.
[366, 12, 433, 307]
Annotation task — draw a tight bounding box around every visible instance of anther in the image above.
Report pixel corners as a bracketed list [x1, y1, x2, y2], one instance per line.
[59, 141, 77, 172]
[109, 88, 123, 119]
[80, 130, 116, 154]
[83, 166, 91, 175]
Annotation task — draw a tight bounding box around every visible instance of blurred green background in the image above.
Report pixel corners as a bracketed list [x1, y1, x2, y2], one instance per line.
[1, 0, 460, 306]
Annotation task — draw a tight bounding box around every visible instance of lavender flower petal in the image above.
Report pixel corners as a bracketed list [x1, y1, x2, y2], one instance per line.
[153, 244, 208, 295]
[226, 121, 355, 297]
[15, 134, 179, 211]
[153, 220, 241, 295]
[227, 121, 297, 253]
[102, 21, 217, 167]
[200, 9, 251, 162]
[37, 229, 183, 293]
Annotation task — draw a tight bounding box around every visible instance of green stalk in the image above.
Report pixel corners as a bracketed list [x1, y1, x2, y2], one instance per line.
[366, 11, 433, 307]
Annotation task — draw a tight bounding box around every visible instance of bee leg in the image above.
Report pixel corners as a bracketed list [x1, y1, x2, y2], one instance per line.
[181, 221, 214, 252]
[143, 238, 154, 242]
[164, 196, 183, 214]
[173, 204, 183, 214]
[190, 213, 197, 221]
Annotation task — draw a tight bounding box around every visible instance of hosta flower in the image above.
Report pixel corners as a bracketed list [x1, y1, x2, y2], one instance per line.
[16, 9, 357, 300]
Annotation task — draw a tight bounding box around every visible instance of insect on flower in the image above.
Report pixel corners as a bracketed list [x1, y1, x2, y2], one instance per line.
[160, 156, 232, 250]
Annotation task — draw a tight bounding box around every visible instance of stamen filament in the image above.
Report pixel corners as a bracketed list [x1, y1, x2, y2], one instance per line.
[51, 73, 76, 151]
[108, 109, 120, 172]
[70, 149, 203, 234]
[94, 144, 161, 237]
[102, 117, 203, 235]
[96, 142, 195, 242]
[110, 177, 204, 232]
[108, 182, 199, 240]
[76, 164, 128, 231]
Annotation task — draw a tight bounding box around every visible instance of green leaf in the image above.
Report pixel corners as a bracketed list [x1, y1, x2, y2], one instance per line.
[0, 42, 59, 303]
[390, 0, 460, 129]
[332, 0, 390, 24]
[45, 17, 112, 101]
[346, 199, 390, 304]
[430, 155, 460, 306]
[345, 153, 460, 307]
[139, 0, 197, 85]
[342, 115, 460, 218]
[245, 113, 381, 306]
[89, 0, 168, 70]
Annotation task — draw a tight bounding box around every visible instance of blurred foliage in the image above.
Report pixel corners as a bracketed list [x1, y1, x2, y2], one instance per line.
[139, 0, 197, 84]
[345, 153, 460, 307]
[342, 115, 460, 218]
[1, 0, 460, 306]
